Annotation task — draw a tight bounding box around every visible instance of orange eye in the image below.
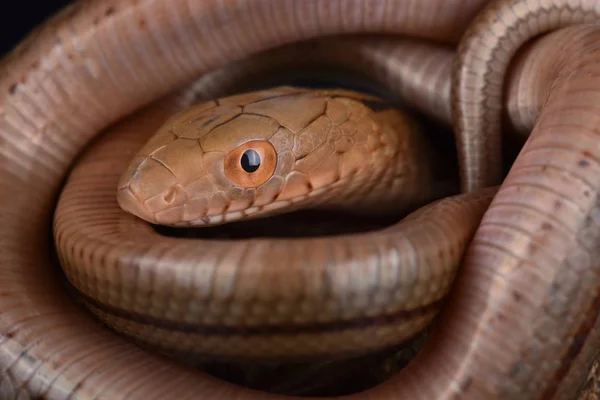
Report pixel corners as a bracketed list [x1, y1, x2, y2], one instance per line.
[224, 140, 277, 188]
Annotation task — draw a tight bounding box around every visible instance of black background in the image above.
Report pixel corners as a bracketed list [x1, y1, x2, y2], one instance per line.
[1, 1, 71, 56]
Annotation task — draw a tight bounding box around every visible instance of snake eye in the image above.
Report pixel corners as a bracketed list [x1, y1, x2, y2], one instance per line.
[241, 149, 261, 173]
[224, 140, 277, 188]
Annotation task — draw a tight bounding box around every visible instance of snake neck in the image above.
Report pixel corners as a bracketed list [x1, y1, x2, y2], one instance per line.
[305, 108, 447, 219]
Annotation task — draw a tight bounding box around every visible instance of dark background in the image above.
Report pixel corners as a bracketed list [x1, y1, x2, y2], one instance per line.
[0, 1, 71, 56]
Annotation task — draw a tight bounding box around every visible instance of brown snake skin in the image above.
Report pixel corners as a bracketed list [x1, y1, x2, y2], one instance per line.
[55, 84, 491, 362]
[3, 0, 600, 399]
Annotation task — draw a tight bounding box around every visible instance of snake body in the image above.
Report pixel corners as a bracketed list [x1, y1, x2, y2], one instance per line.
[55, 85, 492, 361]
[3, 0, 600, 399]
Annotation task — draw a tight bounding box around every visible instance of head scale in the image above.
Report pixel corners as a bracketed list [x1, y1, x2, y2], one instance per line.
[117, 87, 392, 227]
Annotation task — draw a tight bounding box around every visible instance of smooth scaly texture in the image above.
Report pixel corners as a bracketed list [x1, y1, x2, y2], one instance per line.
[0, 1, 497, 398]
[55, 85, 492, 360]
[453, 0, 600, 191]
[178, 34, 554, 137]
[3, 1, 600, 400]
[178, 36, 459, 125]
[429, 23, 600, 399]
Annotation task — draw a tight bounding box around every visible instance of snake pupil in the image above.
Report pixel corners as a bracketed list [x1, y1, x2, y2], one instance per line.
[241, 149, 261, 173]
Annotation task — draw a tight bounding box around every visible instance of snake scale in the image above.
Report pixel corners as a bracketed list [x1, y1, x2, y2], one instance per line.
[3, 0, 600, 399]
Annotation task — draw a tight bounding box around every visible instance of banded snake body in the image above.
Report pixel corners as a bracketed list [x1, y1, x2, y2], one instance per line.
[4, 0, 600, 399]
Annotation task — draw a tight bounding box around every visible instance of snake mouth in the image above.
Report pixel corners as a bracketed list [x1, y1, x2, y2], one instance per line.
[146, 175, 352, 228]
[117, 187, 156, 223]
[162, 201, 286, 228]
[116, 189, 269, 228]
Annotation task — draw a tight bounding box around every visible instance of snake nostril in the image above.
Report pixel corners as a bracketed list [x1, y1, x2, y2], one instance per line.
[164, 185, 186, 204]
[164, 187, 177, 204]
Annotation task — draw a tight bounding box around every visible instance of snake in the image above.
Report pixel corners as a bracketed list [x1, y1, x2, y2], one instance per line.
[3, 0, 600, 399]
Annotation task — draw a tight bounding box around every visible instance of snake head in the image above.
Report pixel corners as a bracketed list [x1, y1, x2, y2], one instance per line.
[117, 87, 412, 227]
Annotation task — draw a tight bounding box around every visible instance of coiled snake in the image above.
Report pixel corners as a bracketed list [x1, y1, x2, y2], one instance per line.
[3, 0, 600, 399]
